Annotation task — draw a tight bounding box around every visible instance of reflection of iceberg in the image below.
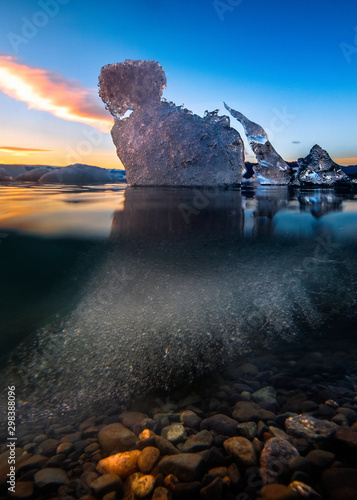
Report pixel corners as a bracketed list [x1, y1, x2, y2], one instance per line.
[99, 60, 245, 187]
[298, 191, 343, 219]
[110, 187, 244, 241]
[224, 103, 292, 185]
[252, 187, 289, 236]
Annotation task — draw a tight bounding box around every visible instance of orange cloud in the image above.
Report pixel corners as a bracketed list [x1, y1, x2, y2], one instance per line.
[0, 56, 113, 132]
[334, 157, 357, 166]
[0, 146, 53, 153]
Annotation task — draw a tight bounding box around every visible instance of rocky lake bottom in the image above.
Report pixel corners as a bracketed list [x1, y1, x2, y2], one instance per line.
[0, 184, 357, 500]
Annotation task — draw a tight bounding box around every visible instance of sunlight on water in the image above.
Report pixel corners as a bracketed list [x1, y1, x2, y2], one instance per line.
[0, 183, 126, 238]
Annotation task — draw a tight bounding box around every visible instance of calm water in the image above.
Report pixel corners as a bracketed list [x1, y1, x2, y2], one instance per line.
[0, 183, 356, 423]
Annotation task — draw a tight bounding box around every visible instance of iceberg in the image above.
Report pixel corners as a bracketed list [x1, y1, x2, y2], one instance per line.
[224, 103, 293, 185]
[293, 145, 353, 186]
[38, 163, 112, 185]
[99, 60, 245, 186]
[14, 168, 51, 182]
[0, 166, 12, 181]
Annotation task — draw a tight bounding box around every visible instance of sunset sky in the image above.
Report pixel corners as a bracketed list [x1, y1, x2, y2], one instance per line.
[0, 0, 356, 168]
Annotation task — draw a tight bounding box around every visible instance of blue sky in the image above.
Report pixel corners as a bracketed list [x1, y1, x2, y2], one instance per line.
[0, 0, 356, 167]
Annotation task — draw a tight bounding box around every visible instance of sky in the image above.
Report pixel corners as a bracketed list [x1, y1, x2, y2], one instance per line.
[0, 0, 356, 168]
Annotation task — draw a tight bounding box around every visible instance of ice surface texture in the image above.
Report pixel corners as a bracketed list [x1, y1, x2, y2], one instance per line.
[99, 60, 245, 186]
[99, 60, 167, 117]
[224, 103, 293, 185]
[293, 145, 353, 186]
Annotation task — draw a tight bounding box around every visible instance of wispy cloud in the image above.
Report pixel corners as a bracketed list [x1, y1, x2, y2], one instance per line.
[0, 56, 113, 132]
[0, 146, 54, 153]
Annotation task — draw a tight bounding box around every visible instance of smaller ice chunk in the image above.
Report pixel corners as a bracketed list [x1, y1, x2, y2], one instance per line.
[14, 168, 51, 182]
[293, 145, 352, 186]
[0, 166, 12, 181]
[224, 103, 293, 185]
[39, 164, 111, 185]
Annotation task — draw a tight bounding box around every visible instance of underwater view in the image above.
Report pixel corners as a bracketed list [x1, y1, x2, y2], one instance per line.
[0, 182, 357, 499]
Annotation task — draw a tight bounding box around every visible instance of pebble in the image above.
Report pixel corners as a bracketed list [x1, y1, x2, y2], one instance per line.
[33, 434, 47, 444]
[182, 430, 213, 452]
[223, 436, 258, 467]
[154, 436, 180, 455]
[333, 427, 357, 450]
[161, 424, 187, 443]
[8, 481, 34, 498]
[180, 410, 202, 429]
[289, 480, 321, 499]
[131, 474, 156, 498]
[98, 423, 137, 453]
[260, 438, 299, 484]
[158, 453, 204, 481]
[103, 492, 117, 500]
[252, 386, 277, 405]
[53, 424, 75, 436]
[139, 429, 156, 440]
[37, 439, 60, 457]
[305, 449, 335, 468]
[268, 426, 289, 440]
[285, 415, 339, 441]
[34, 467, 69, 488]
[152, 486, 171, 499]
[119, 411, 149, 430]
[46, 454, 66, 467]
[237, 421, 258, 440]
[288, 456, 312, 474]
[232, 401, 276, 422]
[200, 476, 223, 500]
[17, 454, 48, 472]
[260, 483, 299, 499]
[89, 473, 122, 496]
[137, 446, 160, 473]
[122, 471, 144, 498]
[97, 450, 141, 478]
[57, 442, 74, 455]
[200, 414, 239, 436]
[60, 431, 82, 443]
